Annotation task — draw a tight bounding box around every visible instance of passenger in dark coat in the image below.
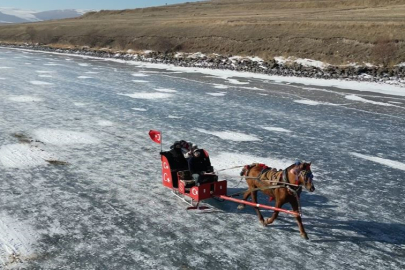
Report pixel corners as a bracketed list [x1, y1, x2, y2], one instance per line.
[188, 149, 213, 185]
[168, 141, 188, 171]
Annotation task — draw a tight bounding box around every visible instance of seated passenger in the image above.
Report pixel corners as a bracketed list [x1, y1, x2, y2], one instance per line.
[188, 149, 214, 185]
[183, 143, 198, 159]
[168, 141, 188, 171]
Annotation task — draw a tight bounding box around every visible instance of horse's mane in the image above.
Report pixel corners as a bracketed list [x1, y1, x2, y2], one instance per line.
[284, 162, 311, 171]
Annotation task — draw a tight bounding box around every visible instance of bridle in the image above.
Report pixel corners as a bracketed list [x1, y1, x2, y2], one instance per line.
[300, 170, 313, 185]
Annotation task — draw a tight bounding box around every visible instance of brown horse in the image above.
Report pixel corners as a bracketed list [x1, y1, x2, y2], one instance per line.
[239, 162, 315, 239]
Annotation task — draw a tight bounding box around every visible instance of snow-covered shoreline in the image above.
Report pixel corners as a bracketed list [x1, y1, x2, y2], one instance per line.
[1, 44, 404, 93]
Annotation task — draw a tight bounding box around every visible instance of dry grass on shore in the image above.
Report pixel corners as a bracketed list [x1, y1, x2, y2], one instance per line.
[0, 0, 404, 65]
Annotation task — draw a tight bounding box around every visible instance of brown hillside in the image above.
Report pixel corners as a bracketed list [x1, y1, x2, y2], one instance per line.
[0, 0, 404, 65]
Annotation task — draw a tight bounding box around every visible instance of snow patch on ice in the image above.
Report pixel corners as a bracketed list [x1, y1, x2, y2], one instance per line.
[0, 144, 54, 168]
[97, 120, 114, 126]
[29, 81, 53, 86]
[188, 52, 206, 59]
[294, 100, 321, 106]
[120, 93, 173, 100]
[132, 107, 147, 111]
[33, 129, 100, 145]
[132, 80, 149, 83]
[227, 78, 249, 85]
[294, 99, 342, 106]
[154, 88, 177, 93]
[213, 84, 229, 89]
[8, 96, 43, 102]
[211, 152, 291, 178]
[0, 213, 37, 267]
[262, 127, 292, 133]
[196, 128, 261, 142]
[275, 56, 329, 69]
[36, 70, 54, 74]
[73, 102, 88, 107]
[345, 95, 395, 107]
[132, 73, 149, 77]
[350, 152, 405, 171]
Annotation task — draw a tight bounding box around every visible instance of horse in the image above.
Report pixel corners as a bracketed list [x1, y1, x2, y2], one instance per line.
[239, 162, 315, 239]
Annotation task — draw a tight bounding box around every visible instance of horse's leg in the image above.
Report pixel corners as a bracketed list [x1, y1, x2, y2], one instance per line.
[290, 200, 309, 240]
[237, 189, 251, 210]
[264, 199, 281, 226]
[251, 190, 266, 226]
[237, 179, 253, 210]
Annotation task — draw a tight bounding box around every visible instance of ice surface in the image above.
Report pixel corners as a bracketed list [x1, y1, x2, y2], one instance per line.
[196, 128, 261, 141]
[1, 47, 404, 270]
[32, 129, 100, 145]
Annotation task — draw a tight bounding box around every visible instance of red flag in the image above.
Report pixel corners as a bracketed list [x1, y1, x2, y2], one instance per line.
[149, 130, 161, 144]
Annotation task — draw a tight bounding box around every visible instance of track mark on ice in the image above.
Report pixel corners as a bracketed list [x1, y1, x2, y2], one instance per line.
[350, 152, 405, 171]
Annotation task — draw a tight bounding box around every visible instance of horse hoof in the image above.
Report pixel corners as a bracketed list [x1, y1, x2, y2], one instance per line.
[237, 204, 245, 210]
[301, 234, 309, 240]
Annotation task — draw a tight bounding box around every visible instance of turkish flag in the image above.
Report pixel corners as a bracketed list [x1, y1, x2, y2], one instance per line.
[149, 130, 161, 144]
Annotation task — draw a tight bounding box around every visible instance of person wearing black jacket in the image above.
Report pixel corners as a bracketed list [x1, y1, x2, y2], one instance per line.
[188, 149, 213, 185]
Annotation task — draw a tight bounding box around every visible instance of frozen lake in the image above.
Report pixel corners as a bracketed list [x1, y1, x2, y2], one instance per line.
[0, 47, 404, 269]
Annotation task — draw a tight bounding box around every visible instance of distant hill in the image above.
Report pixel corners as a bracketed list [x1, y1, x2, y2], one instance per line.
[0, 8, 88, 24]
[0, 11, 29, 23]
[0, 0, 404, 65]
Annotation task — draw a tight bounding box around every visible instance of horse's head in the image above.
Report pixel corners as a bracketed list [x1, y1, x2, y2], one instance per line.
[299, 162, 315, 192]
